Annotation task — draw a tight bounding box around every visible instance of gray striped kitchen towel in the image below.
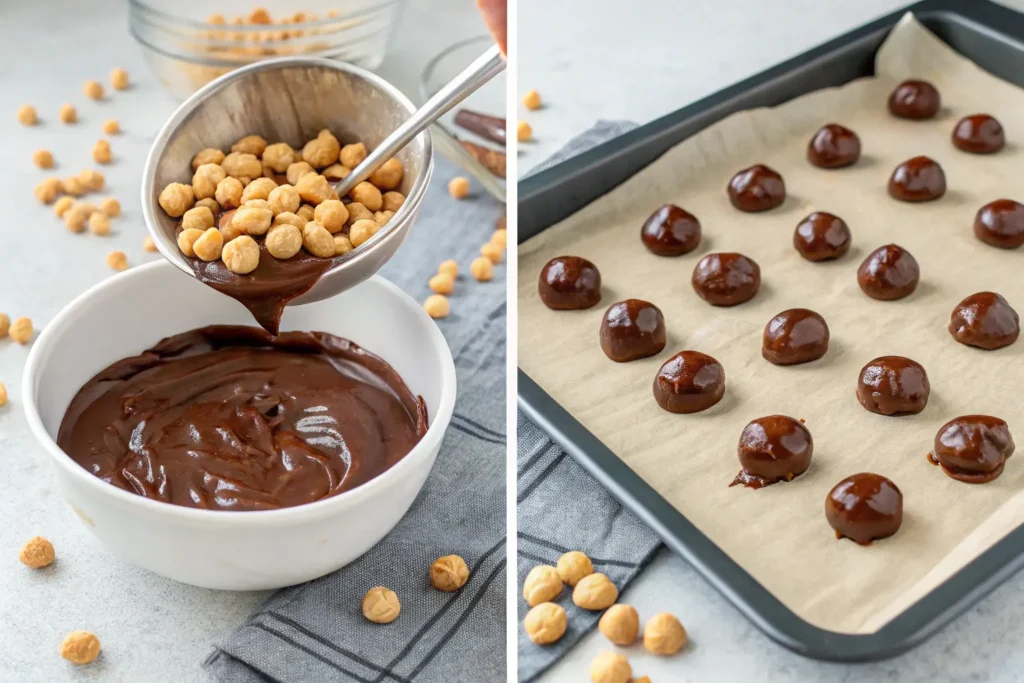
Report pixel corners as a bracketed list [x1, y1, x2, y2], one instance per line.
[206, 153, 507, 683]
[517, 120, 662, 683]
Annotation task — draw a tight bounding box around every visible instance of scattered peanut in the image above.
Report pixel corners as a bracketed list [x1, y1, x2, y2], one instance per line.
[349, 181, 382, 212]
[266, 224, 302, 259]
[448, 177, 470, 199]
[79, 169, 105, 192]
[339, 142, 367, 168]
[192, 228, 224, 261]
[19, 537, 55, 568]
[99, 197, 120, 217]
[103, 119, 120, 135]
[10, 317, 32, 344]
[349, 219, 380, 248]
[221, 235, 260, 274]
[438, 260, 458, 278]
[0, 382, 6, 408]
[158, 183, 195, 217]
[303, 129, 341, 168]
[481, 243, 503, 264]
[143, 236, 157, 253]
[302, 221, 335, 257]
[362, 586, 400, 624]
[556, 551, 594, 587]
[429, 273, 454, 295]
[590, 651, 631, 683]
[491, 229, 507, 249]
[430, 555, 470, 591]
[0, 314, 9, 337]
[423, 294, 450, 319]
[64, 206, 88, 233]
[17, 105, 37, 126]
[60, 631, 101, 665]
[53, 196, 74, 218]
[523, 90, 542, 110]
[573, 573, 618, 610]
[518, 120, 533, 142]
[643, 613, 686, 655]
[524, 602, 567, 645]
[232, 134, 268, 157]
[33, 150, 53, 169]
[62, 176, 86, 197]
[470, 257, 494, 281]
[368, 158, 404, 191]
[334, 234, 354, 255]
[59, 104, 77, 124]
[84, 80, 104, 100]
[192, 148, 226, 170]
[34, 178, 62, 204]
[106, 251, 128, 271]
[110, 67, 130, 90]
[599, 604, 639, 645]
[523, 565, 562, 607]
[88, 212, 111, 236]
[93, 139, 112, 164]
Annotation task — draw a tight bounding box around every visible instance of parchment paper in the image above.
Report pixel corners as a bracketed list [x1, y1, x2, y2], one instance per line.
[517, 14, 1024, 634]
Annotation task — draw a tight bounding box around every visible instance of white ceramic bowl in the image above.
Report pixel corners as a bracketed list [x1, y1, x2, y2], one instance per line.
[22, 261, 456, 590]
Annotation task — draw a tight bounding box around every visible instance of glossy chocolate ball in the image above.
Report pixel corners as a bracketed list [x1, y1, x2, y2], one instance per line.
[807, 123, 861, 168]
[733, 415, 813, 489]
[888, 156, 946, 202]
[931, 415, 1014, 484]
[887, 80, 940, 119]
[641, 204, 701, 256]
[653, 351, 725, 414]
[727, 164, 785, 212]
[539, 256, 602, 310]
[856, 356, 930, 416]
[762, 309, 829, 365]
[793, 212, 851, 261]
[857, 244, 919, 301]
[825, 473, 903, 545]
[952, 114, 1004, 154]
[691, 253, 761, 306]
[599, 299, 666, 362]
[974, 199, 1024, 249]
[949, 292, 1019, 350]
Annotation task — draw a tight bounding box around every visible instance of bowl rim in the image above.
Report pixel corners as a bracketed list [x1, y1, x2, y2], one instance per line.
[140, 55, 433, 285]
[22, 260, 457, 526]
[127, 0, 405, 33]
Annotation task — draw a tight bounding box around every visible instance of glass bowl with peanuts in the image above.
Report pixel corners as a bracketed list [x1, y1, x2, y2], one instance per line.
[142, 55, 432, 305]
[128, 0, 407, 100]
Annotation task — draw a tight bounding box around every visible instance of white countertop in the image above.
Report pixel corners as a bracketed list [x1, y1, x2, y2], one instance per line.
[0, 1, 487, 680]
[520, 1, 1024, 681]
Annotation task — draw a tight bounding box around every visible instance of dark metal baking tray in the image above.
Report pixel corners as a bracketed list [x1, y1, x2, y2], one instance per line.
[517, 0, 1024, 662]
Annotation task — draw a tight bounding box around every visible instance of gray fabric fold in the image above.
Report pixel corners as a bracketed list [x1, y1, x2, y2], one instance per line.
[207, 154, 507, 683]
[517, 120, 662, 683]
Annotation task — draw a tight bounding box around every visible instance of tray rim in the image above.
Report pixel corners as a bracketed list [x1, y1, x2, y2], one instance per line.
[516, 0, 1024, 662]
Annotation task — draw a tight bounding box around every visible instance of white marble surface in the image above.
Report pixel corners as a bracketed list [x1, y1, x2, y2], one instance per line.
[519, 0, 1024, 681]
[0, 1, 487, 680]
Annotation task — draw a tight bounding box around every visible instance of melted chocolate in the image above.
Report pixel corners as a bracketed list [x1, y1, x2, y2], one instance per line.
[888, 156, 946, 202]
[807, 124, 861, 168]
[539, 256, 602, 310]
[762, 309, 829, 365]
[640, 205, 701, 256]
[974, 200, 1024, 249]
[691, 253, 761, 306]
[652, 351, 725, 414]
[599, 299, 666, 362]
[856, 356, 930, 416]
[57, 325, 428, 511]
[887, 80, 940, 120]
[179, 210, 333, 335]
[949, 291, 1020, 350]
[793, 212, 851, 261]
[857, 244, 919, 301]
[825, 473, 903, 545]
[929, 416, 1014, 484]
[952, 114, 1005, 154]
[732, 415, 813, 488]
[727, 165, 785, 212]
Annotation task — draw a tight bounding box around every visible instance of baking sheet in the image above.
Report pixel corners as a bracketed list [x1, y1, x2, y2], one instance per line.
[517, 13, 1024, 635]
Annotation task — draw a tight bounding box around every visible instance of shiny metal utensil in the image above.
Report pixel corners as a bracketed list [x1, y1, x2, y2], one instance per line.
[334, 44, 505, 198]
[142, 56, 432, 306]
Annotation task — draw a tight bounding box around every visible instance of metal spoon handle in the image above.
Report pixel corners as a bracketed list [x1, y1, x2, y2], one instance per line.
[334, 44, 506, 197]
